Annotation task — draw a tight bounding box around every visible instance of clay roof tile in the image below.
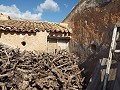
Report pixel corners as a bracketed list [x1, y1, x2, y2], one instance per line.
[0, 19, 71, 33]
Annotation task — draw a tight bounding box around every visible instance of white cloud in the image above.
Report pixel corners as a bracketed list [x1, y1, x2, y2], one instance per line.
[0, 0, 60, 21]
[20, 11, 42, 20]
[37, 0, 60, 12]
[64, 4, 68, 8]
[0, 4, 42, 20]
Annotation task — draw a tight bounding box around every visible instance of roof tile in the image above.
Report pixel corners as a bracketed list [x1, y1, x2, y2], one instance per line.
[0, 19, 71, 33]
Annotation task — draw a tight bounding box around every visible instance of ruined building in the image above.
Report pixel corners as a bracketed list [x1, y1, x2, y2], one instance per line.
[0, 13, 71, 52]
[62, 0, 120, 89]
[0, 0, 120, 89]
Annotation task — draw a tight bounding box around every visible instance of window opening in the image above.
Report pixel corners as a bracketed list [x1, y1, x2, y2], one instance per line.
[21, 41, 26, 46]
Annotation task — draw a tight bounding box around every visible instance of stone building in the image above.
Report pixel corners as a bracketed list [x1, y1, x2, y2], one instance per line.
[62, 0, 120, 59]
[0, 13, 71, 52]
[62, 0, 120, 88]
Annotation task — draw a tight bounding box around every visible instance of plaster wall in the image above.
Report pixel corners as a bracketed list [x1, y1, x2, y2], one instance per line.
[0, 31, 70, 52]
[0, 31, 48, 51]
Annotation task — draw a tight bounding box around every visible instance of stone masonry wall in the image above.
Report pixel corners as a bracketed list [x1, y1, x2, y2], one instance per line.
[62, 0, 120, 85]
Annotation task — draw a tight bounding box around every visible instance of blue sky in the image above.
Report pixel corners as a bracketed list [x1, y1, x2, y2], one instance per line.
[0, 0, 79, 23]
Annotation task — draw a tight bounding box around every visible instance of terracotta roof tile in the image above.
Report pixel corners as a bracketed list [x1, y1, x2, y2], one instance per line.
[0, 19, 71, 33]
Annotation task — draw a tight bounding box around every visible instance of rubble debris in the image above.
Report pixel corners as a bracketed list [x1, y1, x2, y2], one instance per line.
[0, 44, 84, 90]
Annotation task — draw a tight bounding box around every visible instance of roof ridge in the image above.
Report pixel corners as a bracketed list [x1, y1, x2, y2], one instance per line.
[11, 18, 61, 25]
[0, 18, 71, 33]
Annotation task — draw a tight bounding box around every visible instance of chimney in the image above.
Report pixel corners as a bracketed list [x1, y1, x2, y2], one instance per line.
[0, 13, 11, 20]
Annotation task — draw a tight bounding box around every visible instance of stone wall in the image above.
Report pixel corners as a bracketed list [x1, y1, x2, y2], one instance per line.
[63, 0, 120, 62]
[62, 0, 120, 86]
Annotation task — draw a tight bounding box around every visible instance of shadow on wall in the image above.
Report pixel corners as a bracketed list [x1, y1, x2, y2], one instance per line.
[69, 39, 111, 89]
[79, 46, 110, 89]
[96, 0, 112, 7]
[0, 31, 36, 36]
[86, 58, 118, 90]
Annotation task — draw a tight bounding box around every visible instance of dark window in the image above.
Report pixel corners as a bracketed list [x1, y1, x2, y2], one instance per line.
[91, 44, 97, 51]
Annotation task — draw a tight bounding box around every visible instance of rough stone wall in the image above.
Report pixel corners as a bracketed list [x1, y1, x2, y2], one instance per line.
[62, 0, 120, 86]
[0, 31, 48, 51]
[63, 0, 120, 61]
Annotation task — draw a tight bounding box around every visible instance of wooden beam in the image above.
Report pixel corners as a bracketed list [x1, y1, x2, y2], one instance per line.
[103, 26, 118, 90]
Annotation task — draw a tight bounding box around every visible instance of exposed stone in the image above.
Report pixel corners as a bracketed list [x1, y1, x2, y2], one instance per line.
[62, 0, 120, 89]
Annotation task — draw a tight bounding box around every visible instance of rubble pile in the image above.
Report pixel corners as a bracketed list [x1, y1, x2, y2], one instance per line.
[0, 44, 84, 90]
